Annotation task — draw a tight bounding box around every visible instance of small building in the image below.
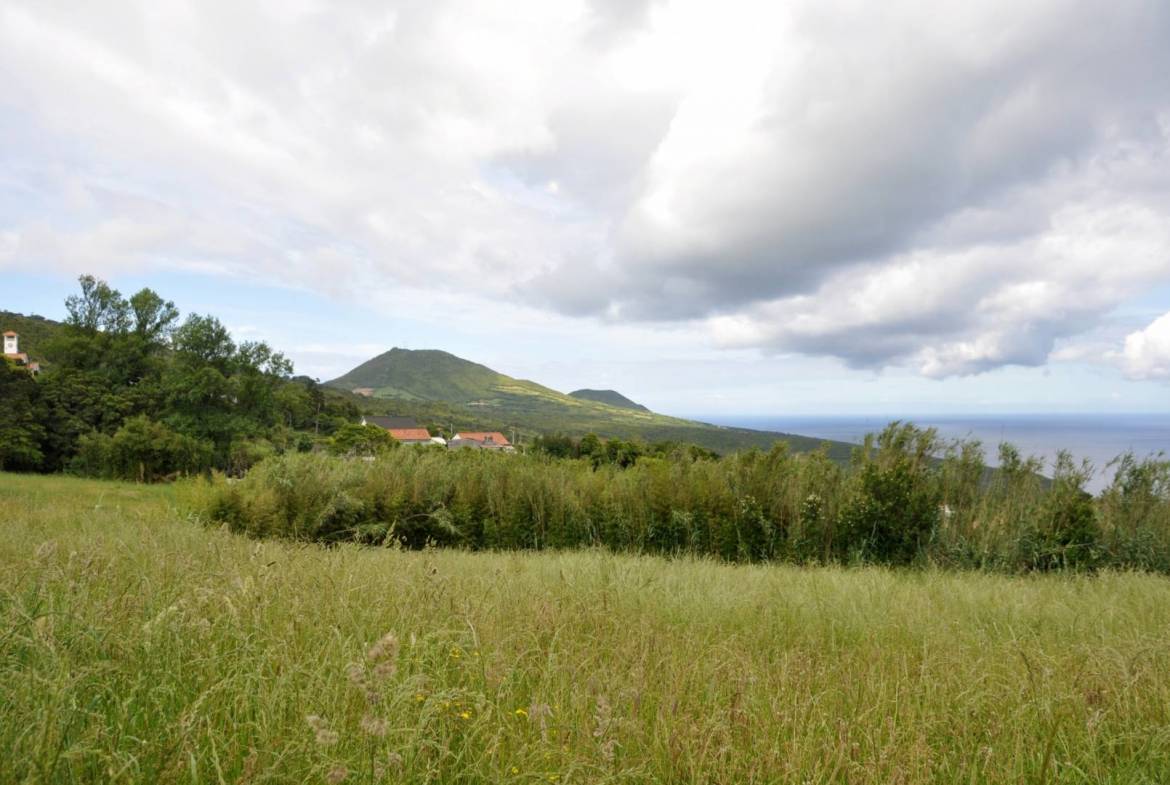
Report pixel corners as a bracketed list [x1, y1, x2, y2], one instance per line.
[360, 415, 434, 445]
[387, 428, 434, 445]
[449, 432, 512, 451]
[2, 331, 39, 375]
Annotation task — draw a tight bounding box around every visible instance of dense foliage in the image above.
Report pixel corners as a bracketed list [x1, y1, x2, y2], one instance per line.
[0, 276, 359, 477]
[193, 421, 1170, 572]
[530, 431, 719, 467]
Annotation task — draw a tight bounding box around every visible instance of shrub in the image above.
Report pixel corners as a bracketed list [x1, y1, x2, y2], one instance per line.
[227, 438, 276, 476]
[1029, 451, 1100, 571]
[836, 423, 941, 565]
[72, 416, 213, 482]
[329, 423, 398, 457]
[1098, 453, 1170, 570]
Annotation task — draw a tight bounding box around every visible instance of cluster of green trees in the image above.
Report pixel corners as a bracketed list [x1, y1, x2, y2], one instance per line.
[193, 421, 1170, 572]
[1, 276, 360, 478]
[531, 432, 719, 466]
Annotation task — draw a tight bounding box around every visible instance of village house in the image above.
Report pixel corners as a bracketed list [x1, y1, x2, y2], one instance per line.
[448, 432, 513, 451]
[3, 331, 40, 375]
[360, 415, 446, 446]
[360, 416, 511, 450]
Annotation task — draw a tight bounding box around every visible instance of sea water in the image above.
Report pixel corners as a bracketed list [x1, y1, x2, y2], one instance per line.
[705, 413, 1170, 494]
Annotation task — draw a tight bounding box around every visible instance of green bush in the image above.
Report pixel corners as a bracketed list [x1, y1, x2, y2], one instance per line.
[836, 423, 941, 565]
[227, 438, 276, 476]
[329, 422, 398, 457]
[1098, 453, 1170, 570]
[72, 416, 213, 481]
[1029, 451, 1099, 571]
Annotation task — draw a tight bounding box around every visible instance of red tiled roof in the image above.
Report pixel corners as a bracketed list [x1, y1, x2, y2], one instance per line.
[455, 432, 511, 446]
[388, 428, 432, 441]
[2, 331, 17, 337]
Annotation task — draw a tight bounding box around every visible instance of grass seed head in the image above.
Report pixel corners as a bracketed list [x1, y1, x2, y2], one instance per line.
[305, 715, 339, 746]
[367, 631, 399, 662]
[360, 714, 390, 737]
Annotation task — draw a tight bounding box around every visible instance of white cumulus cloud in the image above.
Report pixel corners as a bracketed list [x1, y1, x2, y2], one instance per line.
[1122, 312, 1170, 380]
[1, 0, 1169, 378]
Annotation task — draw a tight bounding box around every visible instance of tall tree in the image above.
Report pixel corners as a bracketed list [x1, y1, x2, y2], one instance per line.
[64, 275, 130, 334]
[129, 288, 179, 344]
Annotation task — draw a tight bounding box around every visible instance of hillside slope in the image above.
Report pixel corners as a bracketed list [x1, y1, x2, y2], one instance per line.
[328, 347, 854, 457]
[568, 388, 649, 412]
[0, 311, 64, 364]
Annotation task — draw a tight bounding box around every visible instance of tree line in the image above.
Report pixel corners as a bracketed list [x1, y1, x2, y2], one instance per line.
[192, 422, 1170, 573]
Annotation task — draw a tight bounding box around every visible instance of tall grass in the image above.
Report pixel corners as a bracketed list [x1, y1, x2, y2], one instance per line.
[4, 472, 1170, 783]
[190, 423, 1170, 573]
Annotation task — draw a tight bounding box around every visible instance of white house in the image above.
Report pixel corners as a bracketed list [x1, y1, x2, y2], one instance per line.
[2, 331, 39, 375]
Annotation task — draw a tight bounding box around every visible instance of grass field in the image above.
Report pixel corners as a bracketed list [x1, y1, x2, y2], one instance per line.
[3, 473, 1170, 783]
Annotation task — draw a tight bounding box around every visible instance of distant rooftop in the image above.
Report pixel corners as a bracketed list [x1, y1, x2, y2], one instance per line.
[387, 428, 432, 442]
[454, 431, 511, 446]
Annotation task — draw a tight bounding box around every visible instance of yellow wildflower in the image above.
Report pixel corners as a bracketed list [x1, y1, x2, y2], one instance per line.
[514, 708, 528, 718]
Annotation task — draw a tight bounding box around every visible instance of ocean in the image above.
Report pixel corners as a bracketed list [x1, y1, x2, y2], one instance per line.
[704, 413, 1170, 494]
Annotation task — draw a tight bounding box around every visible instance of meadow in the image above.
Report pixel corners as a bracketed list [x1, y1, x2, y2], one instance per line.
[4, 472, 1170, 783]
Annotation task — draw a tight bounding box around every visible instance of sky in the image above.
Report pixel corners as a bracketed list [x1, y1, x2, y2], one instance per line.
[2, 0, 1170, 417]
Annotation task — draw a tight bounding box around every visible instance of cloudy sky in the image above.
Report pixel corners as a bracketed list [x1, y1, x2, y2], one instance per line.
[3, 0, 1170, 416]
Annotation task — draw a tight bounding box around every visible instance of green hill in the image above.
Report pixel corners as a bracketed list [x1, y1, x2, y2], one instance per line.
[330, 348, 544, 403]
[327, 347, 854, 458]
[0, 311, 64, 365]
[568, 388, 649, 412]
